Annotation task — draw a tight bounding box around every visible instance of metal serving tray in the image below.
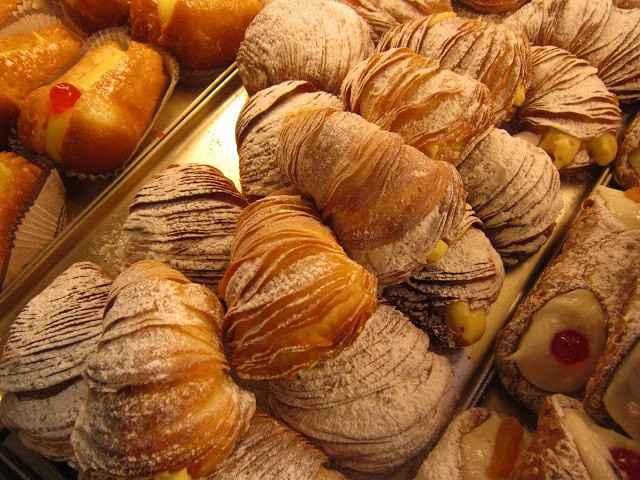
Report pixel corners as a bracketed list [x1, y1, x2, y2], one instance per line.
[0, 70, 612, 479]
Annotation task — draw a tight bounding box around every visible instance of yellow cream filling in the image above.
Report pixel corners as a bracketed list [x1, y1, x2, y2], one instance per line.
[630, 149, 640, 175]
[586, 134, 618, 166]
[539, 129, 582, 169]
[425, 240, 448, 264]
[154, 469, 191, 480]
[512, 84, 526, 107]
[445, 301, 487, 346]
[427, 11, 457, 26]
[158, 0, 178, 26]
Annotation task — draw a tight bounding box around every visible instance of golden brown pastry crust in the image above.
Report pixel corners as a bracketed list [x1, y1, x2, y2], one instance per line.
[278, 107, 466, 284]
[505, 0, 640, 102]
[457, 0, 529, 12]
[0, 153, 43, 286]
[131, 0, 263, 70]
[378, 16, 531, 123]
[0, 21, 83, 142]
[61, 0, 128, 32]
[220, 195, 378, 380]
[342, 47, 495, 166]
[18, 40, 168, 174]
[338, 0, 452, 40]
[0, 0, 17, 24]
[72, 261, 255, 478]
[237, 0, 374, 94]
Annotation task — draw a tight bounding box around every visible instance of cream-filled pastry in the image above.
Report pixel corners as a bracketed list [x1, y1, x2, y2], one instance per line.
[19, 39, 168, 174]
[60, 0, 129, 32]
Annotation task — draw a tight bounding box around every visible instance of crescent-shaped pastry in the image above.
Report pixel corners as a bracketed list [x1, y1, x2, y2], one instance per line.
[585, 274, 640, 441]
[123, 164, 247, 291]
[378, 14, 531, 122]
[72, 261, 255, 478]
[517, 46, 622, 170]
[513, 395, 640, 480]
[277, 106, 467, 284]
[462, 129, 563, 265]
[219, 195, 378, 380]
[456, 0, 530, 12]
[341, 47, 495, 166]
[237, 0, 374, 95]
[496, 186, 640, 411]
[210, 413, 345, 480]
[269, 305, 452, 474]
[505, 0, 640, 103]
[615, 112, 640, 189]
[415, 409, 531, 480]
[384, 225, 505, 348]
[0, 262, 111, 460]
[337, 0, 452, 40]
[236, 81, 343, 201]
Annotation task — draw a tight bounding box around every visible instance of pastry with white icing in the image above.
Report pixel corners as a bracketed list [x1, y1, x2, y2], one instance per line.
[496, 186, 640, 411]
[237, 0, 374, 95]
[123, 164, 247, 291]
[236, 81, 343, 200]
[585, 274, 640, 441]
[513, 394, 640, 480]
[277, 106, 467, 285]
[615, 112, 640, 189]
[270, 305, 452, 474]
[219, 195, 378, 380]
[416, 408, 531, 480]
[0, 262, 111, 461]
[72, 261, 255, 478]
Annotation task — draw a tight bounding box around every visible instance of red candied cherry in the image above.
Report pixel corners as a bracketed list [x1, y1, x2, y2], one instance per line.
[550, 329, 590, 365]
[611, 448, 640, 480]
[50, 83, 82, 114]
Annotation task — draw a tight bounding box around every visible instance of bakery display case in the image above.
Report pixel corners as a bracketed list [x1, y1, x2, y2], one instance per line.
[1, 0, 639, 479]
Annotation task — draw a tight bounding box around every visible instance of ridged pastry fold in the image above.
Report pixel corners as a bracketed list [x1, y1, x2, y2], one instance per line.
[72, 261, 255, 478]
[342, 48, 495, 166]
[237, 0, 375, 95]
[123, 164, 247, 291]
[277, 107, 466, 284]
[269, 305, 452, 474]
[210, 413, 345, 480]
[337, 0, 453, 40]
[219, 195, 378, 380]
[379, 15, 532, 123]
[0, 262, 111, 461]
[236, 81, 343, 200]
[505, 0, 640, 102]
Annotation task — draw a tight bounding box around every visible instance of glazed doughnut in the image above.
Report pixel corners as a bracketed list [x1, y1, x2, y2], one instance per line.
[130, 0, 263, 70]
[19, 39, 168, 174]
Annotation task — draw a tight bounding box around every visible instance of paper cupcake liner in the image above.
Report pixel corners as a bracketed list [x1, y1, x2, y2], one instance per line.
[53, 27, 180, 182]
[2, 166, 66, 291]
